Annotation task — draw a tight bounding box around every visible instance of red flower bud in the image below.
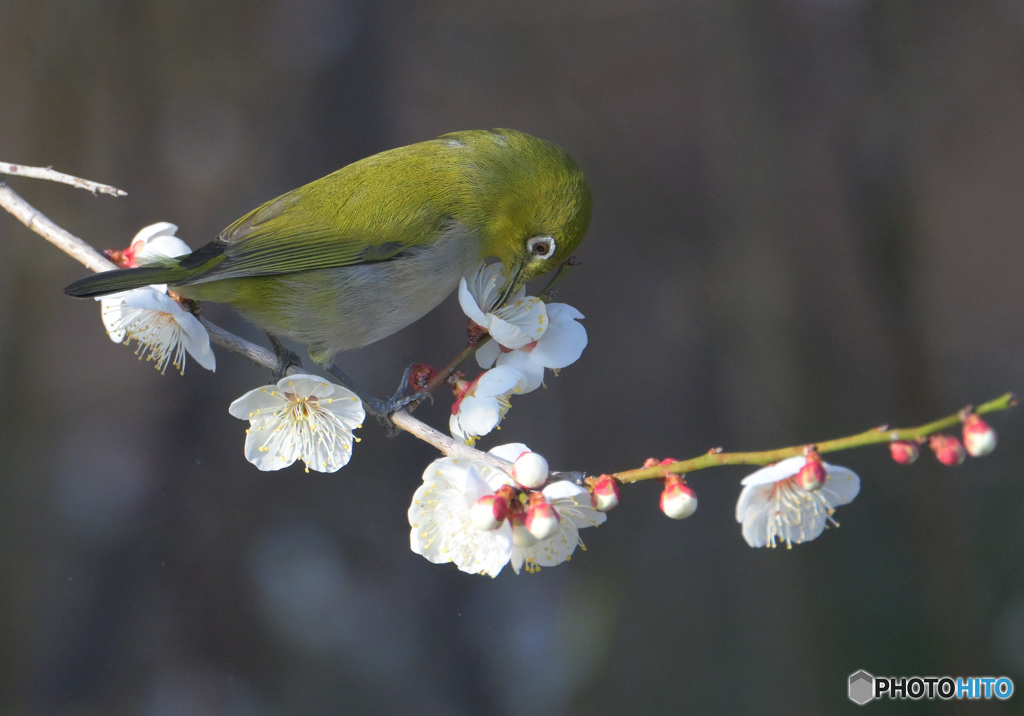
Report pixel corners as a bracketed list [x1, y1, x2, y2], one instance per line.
[794, 455, 827, 491]
[590, 475, 620, 512]
[930, 434, 966, 466]
[660, 475, 697, 519]
[889, 440, 920, 465]
[469, 492, 509, 531]
[962, 415, 997, 457]
[524, 492, 560, 540]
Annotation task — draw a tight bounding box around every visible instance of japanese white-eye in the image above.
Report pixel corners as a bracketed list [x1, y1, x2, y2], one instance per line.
[66, 129, 592, 370]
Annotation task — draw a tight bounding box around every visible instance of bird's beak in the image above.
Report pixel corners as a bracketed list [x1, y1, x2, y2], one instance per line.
[490, 260, 526, 312]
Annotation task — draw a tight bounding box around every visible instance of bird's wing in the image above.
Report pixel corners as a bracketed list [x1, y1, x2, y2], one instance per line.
[176, 182, 445, 285]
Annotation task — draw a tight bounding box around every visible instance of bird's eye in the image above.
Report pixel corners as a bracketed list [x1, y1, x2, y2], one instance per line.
[527, 236, 556, 259]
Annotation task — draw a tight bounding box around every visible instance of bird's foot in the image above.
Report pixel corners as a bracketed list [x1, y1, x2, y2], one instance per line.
[323, 362, 433, 436]
[267, 334, 303, 381]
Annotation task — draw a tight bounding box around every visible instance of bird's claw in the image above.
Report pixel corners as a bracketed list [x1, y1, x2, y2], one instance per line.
[323, 361, 433, 437]
[367, 389, 432, 437]
[267, 334, 303, 381]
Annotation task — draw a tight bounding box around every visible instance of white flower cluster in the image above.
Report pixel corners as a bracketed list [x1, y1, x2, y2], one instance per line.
[450, 263, 587, 444]
[408, 443, 606, 576]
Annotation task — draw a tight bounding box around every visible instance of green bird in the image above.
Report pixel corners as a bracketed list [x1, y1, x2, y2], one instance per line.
[65, 129, 592, 414]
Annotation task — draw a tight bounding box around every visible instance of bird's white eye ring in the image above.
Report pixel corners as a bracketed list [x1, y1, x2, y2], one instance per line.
[527, 236, 556, 259]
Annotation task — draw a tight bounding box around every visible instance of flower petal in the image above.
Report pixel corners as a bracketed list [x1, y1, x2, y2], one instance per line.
[243, 417, 301, 471]
[229, 386, 288, 419]
[473, 366, 527, 397]
[99, 295, 128, 343]
[456, 396, 503, 435]
[131, 221, 179, 247]
[740, 456, 807, 486]
[458, 277, 490, 326]
[735, 481, 772, 523]
[485, 313, 539, 350]
[490, 297, 548, 349]
[820, 464, 860, 506]
[739, 490, 775, 547]
[493, 350, 546, 393]
[487, 443, 531, 464]
[118, 286, 183, 313]
[528, 303, 587, 369]
[275, 374, 334, 400]
[136, 236, 191, 262]
[474, 340, 502, 369]
[173, 310, 216, 371]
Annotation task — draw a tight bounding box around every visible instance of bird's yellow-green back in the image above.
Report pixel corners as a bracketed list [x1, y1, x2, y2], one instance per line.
[175, 129, 590, 287]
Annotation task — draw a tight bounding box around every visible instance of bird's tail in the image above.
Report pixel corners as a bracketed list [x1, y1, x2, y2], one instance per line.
[64, 264, 191, 298]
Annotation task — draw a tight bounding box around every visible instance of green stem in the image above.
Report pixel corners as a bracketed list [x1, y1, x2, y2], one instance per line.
[425, 339, 484, 395]
[613, 392, 1017, 484]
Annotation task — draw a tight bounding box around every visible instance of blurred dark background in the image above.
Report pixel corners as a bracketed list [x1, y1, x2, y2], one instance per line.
[2, 1, 1023, 714]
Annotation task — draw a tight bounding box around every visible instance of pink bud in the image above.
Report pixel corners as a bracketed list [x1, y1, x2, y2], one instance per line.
[590, 475, 620, 512]
[962, 415, 997, 457]
[469, 493, 509, 531]
[525, 493, 560, 540]
[794, 456, 827, 491]
[103, 244, 137, 268]
[449, 373, 473, 415]
[889, 440, 920, 465]
[512, 451, 549, 488]
[660, 476, 697, 520]
[930, 434, 966, 466]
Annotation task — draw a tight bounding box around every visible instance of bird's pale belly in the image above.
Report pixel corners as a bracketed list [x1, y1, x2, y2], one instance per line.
[204, 226, 483, 365]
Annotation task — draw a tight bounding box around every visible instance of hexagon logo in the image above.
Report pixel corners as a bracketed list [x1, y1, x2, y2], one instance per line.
[849, 670, 874, 705]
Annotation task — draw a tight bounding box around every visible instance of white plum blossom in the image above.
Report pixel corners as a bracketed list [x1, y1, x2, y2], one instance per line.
[449, 365, 527, 445]
[408, 457, 517, 577]
[476, 302, 588, 392]
[735, 456, 860, 549]
[229, 374, 365, 473]
[100, 287, 215, 373]
[459, 263, 548, 350]
[408, 443, 605, 577]
[96, 222, 214, 373]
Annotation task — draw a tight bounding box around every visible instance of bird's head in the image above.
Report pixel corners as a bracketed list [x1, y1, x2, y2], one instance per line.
[455, 129, 592, 309]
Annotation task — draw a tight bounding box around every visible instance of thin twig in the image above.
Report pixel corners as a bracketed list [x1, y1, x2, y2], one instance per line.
[0, 183, 115, 272]
[391, 410, 513, 471]
[199, 319, 281, 370]
[1, 162, 127, 196]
